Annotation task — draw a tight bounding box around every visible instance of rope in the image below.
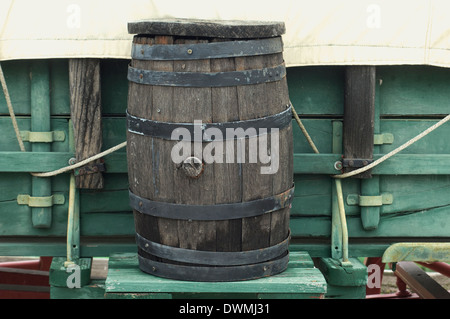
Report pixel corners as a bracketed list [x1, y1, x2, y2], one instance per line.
[290, 99, 450, 178]
[333, 114, 450, 179]
[1, 61, 127, 178]
[31, 142, 127, 177]
[4, 57, 450, 179]
[0, 63, 26, 152]
[290, 101, 320, 154]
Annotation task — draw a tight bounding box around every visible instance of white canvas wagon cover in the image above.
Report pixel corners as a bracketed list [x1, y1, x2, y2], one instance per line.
[1, 0, 450, 68]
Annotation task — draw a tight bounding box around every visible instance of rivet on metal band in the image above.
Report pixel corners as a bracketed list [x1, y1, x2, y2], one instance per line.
[131, 37, 283, 61]
[127, 63, 286, 87]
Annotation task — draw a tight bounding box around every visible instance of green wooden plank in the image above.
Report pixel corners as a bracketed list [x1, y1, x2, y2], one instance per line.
[372, 154, 450, 175]
[80, 190, 129, 213]
[380, 119, 450, 154]
[101, 118, 127, 150]
[293, 174, 450, 218]
[293, 154, 450, 175]
[51, 280, 106, 299]
[0, 61, 31, 115]
[293, 154, 341, 174]
[0, 117, 70, 152]
[81, 212, 134, 236]
[290, 204, 450, 238]
[378, 65, 450, 115]
[106, 266, 327, 294]
[380, 175, 450, 214]
[100, 60, 129, 115]
[50, 60, 70, 115]
[0, 238, 136, 258]
[0, 152, 74, 172]
[287, 66, 344, 116]
[105, 253, 326, 295]
[292, 119, 334, 154]
[0, 152, 128, 173]
[286, 251, 315, 268]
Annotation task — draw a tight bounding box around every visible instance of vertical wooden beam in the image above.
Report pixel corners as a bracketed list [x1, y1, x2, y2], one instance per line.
[360, 76, 381, 230]
[344, 66, 380, 230]
[343, 66, 376, 178]
[69, 59, 104, 189]
[31, 60, 52, 228]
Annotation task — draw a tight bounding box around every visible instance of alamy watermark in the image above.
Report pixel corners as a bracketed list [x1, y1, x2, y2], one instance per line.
[367, 264, 382, 289]
[170, 121, 280, 175]
[66, 264, 81, 289]
[66, 4, 81, 29]
[366, 4, 381, 29]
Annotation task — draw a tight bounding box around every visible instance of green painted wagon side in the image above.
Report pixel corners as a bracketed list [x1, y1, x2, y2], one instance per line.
[1, 59, 449, 256]
[1, 59, 449, 298]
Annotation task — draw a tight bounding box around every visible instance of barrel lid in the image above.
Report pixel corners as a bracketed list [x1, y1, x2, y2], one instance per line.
[128, 18, 285, 39]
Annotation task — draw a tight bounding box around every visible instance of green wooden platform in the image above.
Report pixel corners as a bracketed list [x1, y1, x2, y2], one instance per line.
[103, 252, 327, 299]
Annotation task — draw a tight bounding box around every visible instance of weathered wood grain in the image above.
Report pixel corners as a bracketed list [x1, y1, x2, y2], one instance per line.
[127, 30, 292, 279]
[69, 59, 103, 189]
[210, 39, 242, 252]
[128, 18, 285, 39]
[343, 66, 376, 178]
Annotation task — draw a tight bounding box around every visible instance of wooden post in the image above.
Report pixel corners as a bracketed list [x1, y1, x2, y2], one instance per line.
[344, 66, 379, 230]
[69, 59, 104, 189]
[343, 66, 376, 178]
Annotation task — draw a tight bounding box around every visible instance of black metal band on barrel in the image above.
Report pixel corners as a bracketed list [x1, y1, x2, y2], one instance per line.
[132, 37, 283, 61]
[127, 64, 286, 87]
[130, 186, 294, 221]
[127, 106, 291, 142]
[137, 252, 289, 282]
[135, 231, 290, 266]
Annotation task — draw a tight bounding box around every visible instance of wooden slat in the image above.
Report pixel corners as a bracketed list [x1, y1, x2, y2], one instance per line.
[105, 252, 326, 296]
[395, 261, 450, 299]
[69, 58, 104, 189]
[172, 37, 216, 252]
[210, 38, 242, 252]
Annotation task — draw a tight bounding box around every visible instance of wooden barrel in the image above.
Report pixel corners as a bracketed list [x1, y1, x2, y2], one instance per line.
[126, 19, 293, 282]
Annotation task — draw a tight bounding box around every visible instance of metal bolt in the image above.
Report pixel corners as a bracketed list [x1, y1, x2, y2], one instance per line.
[68, 158, 77, 165]
[334, 161, 343, 170]
[187, 49, 193, 55]
[157, 109, 161, 113]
